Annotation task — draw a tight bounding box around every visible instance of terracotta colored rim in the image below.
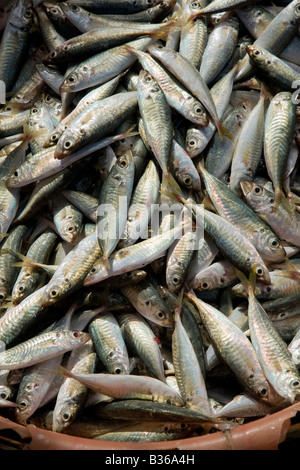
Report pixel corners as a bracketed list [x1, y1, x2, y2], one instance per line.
[0, 402, 299, 450]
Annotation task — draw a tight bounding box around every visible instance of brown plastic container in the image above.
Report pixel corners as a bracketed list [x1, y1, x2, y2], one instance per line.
[0, 402, 299, 450]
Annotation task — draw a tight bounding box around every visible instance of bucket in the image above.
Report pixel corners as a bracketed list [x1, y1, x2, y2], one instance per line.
[0, 402, 299, 450]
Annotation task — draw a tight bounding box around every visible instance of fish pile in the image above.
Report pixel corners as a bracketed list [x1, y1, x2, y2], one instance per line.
[0, 0, 299, 445]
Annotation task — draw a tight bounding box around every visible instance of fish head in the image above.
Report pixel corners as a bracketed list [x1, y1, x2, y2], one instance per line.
[45, 128, 64, 148]
[42, 278, 74, 305]
[246, 46, 271, 67]
[239, 180, 272, 213]
[251, 263, 271, 285]
[54, 127, 84, 158]
[0, 385, 12, 401]
[42, 2, 64, 21]
[247, 370, 276, 405]
[139, 0, 162, 9]
[52, 400, 80, 433]
[294, 1, 300, 22]
[60, 69, 83, 93]
[15, 395, 33, 425]
[55, 330, 91, 349]
[175, 168, 201, 191]
[138, 292, 175, 327]
[275, 370, 300, 404]
[185, 129, 203, 158]
[193, 274, 215, 292]
[256, 231, 286, 262]
[12, 275, 35, 305]
[188, 98, 209, 127]
[59, 214, 82, 244]
[83, 260, 107, 286]
[137, 69, 162, 96]
[10, 0, 34, 31]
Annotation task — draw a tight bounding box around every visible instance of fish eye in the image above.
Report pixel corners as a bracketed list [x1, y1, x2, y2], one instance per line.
[291, 380, 300, 387]
[71, 5, 79, 11]
[200, 281, 210, 290]
[64, 140, 73, 149]
[258, 386, 267, 396]
[49, 51, 56, 59]
[51, 8, 58, 14]
[50, 289, 59, 298]
[183, 175, 192, 186]
[24, 9, 32, 18]
[115, 368, 121, 374]
[0, 392, 8, 399]
[91, 267, 97, 273]
[50, 134, 58, 142]
[254, 50, 260, 56]
[68, 226, 74, 232]
[62, 412, 70, 421]
[19, 400, 28, 408]
[118, 157, 128, 168]
[157, 311, 164, 318]
[270, 239, 279, 247]
[189, 140, 196, 147]
[256, 267, 263, 275]
[31, 108, 38, 114]
[195, 106, 203, 114]
[172, 276, 180, 284]
[254, 186, 262, 194]
[14, 171, 19, 177]
[67, 75, 76, 83]
[72, 331, 80, 338]
[191, 1, 200, 7]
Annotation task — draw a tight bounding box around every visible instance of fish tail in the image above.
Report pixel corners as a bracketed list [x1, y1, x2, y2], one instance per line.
[161, 171, 187, 205]
[150, 16, 183, 40]
[259, 81, 272, 102]
[47, 364, 74, 379]
[234, 268, 256, 298]
[121, 44, 138, 56]
[101, 256, 111, 271]
[10, 251, 57, 274]
[272, 188, 285, 213]
[174, 288, 184, 320]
